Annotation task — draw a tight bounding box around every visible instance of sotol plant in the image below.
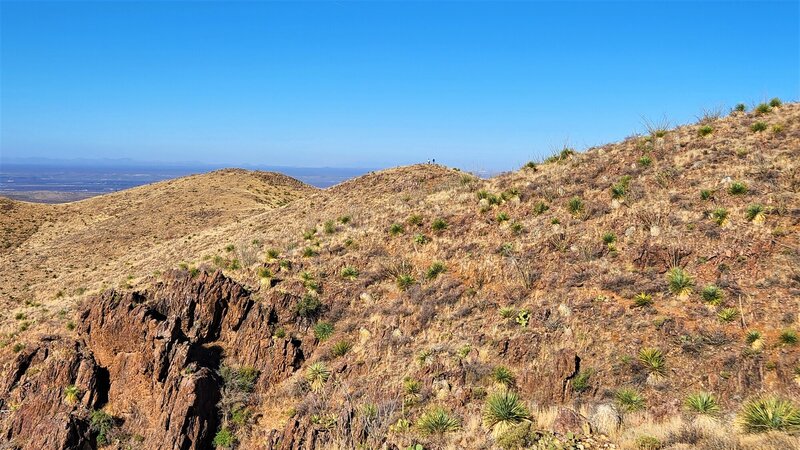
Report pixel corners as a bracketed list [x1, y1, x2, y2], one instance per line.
[738, 397, 800, 433]
[685, 392, 720, 416]
[700, 285, 724, 306]
[616, 388, 645, 412]
[666, 267, 693, 298]
[491, 366, 516, 387]
[482, 389, 531, 436]
[306, 362, 330, 392]
[638, 347, 666, 376]
[417, 407, 461, 435]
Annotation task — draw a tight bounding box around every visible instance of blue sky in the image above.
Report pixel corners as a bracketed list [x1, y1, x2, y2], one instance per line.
[1, 1, 798, 172]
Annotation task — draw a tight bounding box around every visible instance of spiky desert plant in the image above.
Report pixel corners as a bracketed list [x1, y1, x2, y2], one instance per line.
[407, 214, 423, 226]
[431, 218, 448, 232]
[417, 407, 461, 435]
[779, 329, 798, 345]
[711, 207, 729, 226]
[685, 392, 720, 416]
[482, 389, 531, 436]
[491, 366, 515, 387]
[718, 308, 739, 323]
[745, 330, 762, 346]
[602, 232, 617, 245]
[616, 388, 645, 412]
[633, 292, 653, 307]
[666, 267, 693, 298]
[733, 103, 746, 112]
[64, 385, 80, 405]
[306, 362, 330, 392]
[769, 97, 782, 108]
[340, 266, 359, 280]
[496, 212, 510, 223]
[331, 340, 352, 358]
[413, 233, 429, 245]
[738, 397, 800, 433]
[638, 348, 666, 376]
[499, 306, 516, 319]
[751, 122, 768, 132]
[728, 181, 748, 195]
[389, 223, 404, 236]
[567, 197, 584, 215]
[698, 125, 713, 136]
[396, 274, 416, 290]
[638, 155, 653, 167]
[700, 285, 724, 306]
[700, 189, 713, 201]
[313, 322, 334, 341]
[532, 201, 549, 215]
[572, 368, 593, 393]
[425, 261, 446, 280]
[745, 204, 766, 223]
[754, 103, 772, 115]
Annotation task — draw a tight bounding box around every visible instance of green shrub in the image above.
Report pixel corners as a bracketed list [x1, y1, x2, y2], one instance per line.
[772, 124, 784, 134]
[499, 306, 517, 319]
[616, 388, 645, 412]
[425, 262, 446, 280]
[302, 229, 316, 240]
[397, 274, 416, 290]
[754, 103, 772, 115]
[313, 322, 334, 341]
[323, 220, 336, 234]
[331, 340, 352, 358]
[733, 103, 747, 112]
[295, 294, 322, 318]
[685, 392, 719, 416]
[389, 223, 405, 236]
[779, 329, 798, 345]
[769, 97, 782, 108]
[698, 125, 713, 136]
[341, 266, 359, 280]
[257, 267, 273, 279]
[407, 214, 423, 226]
[302, 247, 317, 258]
[417, 407, 461, 435]
[213, 427, 236, 448]
[602, 232, 617, 245]
[496, 212, 510, 223]
[751, 122, 768, 132]
[700, 189, 713, 201]
[431, 218, 448, 232]
[738, 396, 800, 433]
[728, 181, 748, 195]
[633, 292, 653, 307]
[638, 155, 652, 167]
[220, 365, 259, 393]
[567, 197, 583, 215]
[711, 207, 729, 226]
[523, 161, 537, 171]
[572, 368, 593, 393]
[306, 362, 330, 392]
[491, 366, 515, 387]
[90, 410, 115, 446]
[666, 267, 693, 298]
[638, 348, 666, 376]
[700, 285, 724, 306]
[338, 215, 351, 224]
[635, 436, 663, 450]
[482, 390, 531, 436]
[515, 310, 530, 327]
[718, 308, 739, 323]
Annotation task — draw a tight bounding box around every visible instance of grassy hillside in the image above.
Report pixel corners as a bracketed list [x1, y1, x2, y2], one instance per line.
[1, 100, 798, 449]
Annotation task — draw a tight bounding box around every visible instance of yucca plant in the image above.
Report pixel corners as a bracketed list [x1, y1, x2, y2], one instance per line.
[425, 262, 446, 280]
[666, 267, 694, 298]
[313, 322, 334, 341]
[711, 207, 729, 226]
[331, 340, 352, 358]
[779, 329, 798, 345]
[745, 204, 766, 223]
[64, 385, 80, 405]
[739, 396, 800, 433]
[491, 366, 515, 387]
[633, 292, 653, 307]
[700, 285, 724, 306]
[482, 390, 531, 436]
[340, 266, 359, 280]
[638, 348, 666, 376]
[417, 407, 461, 435]
[685, 392, 720, 416]
[728, 181, 748, 195]
[397, 274, 416, 290]
[266, 248, 280, 260]
[616, 388, 645, 412]
[754, 103, 772, 115]
[698, 125, 713, 136]
[567, 197, 584, 215]
[403, 378, 422, 396]
[306, 362, 330, 392]
[718, 308, 740, 323]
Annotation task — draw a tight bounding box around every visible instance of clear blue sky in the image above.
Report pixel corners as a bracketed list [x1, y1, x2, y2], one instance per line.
[1, 1, 798, 172]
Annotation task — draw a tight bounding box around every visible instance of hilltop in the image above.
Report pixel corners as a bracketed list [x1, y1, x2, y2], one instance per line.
[1, 101, 798, 450]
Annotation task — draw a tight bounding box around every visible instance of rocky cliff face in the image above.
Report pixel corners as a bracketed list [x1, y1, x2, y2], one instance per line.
[1, 270, 310, 450]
